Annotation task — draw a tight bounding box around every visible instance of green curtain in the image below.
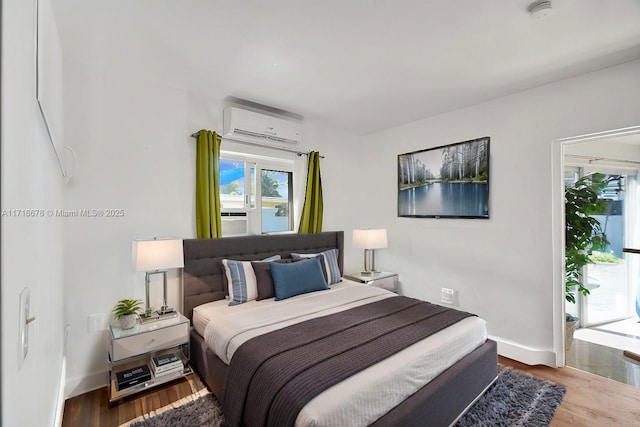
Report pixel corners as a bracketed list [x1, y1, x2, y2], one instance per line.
[195, 130, 222, 238]
[298, 151, 323, 234]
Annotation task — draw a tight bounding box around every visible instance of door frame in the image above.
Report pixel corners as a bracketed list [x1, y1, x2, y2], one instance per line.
[552, 125, 640, 367]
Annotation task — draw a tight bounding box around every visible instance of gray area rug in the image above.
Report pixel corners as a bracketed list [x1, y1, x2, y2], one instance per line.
[128, 392, 223, 427]
[455, 367, 566, 426]
[129, 367, 565, 427]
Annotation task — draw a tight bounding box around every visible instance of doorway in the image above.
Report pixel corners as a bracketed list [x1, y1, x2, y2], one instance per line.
[562, 127, 640, 387]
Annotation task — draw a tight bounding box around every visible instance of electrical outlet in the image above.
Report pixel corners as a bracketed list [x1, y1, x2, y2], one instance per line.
[441, 287, 458, 306]
[87, 314, 106, 333]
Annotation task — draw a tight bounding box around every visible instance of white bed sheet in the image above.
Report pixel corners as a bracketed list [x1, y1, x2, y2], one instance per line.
[194, 280, 487, 427]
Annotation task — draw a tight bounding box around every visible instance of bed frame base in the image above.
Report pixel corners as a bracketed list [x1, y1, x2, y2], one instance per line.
[190, 329, 496, 426]
[190, 329, 228, 399]
[183, 233, 497, 426]
[371, 339, 497, 427]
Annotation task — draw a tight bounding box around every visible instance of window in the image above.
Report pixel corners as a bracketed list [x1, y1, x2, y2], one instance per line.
[261, 169, 293, 233]
[219, 159, 255, 210]
[219, 155, 294, 236]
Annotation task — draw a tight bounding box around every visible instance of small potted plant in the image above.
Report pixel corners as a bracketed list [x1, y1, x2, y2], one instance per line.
[112, 299, 142, 330]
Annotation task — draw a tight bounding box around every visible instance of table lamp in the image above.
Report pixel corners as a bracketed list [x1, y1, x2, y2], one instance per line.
[352, 229, 388, 275]
[132, 238, 184, 322]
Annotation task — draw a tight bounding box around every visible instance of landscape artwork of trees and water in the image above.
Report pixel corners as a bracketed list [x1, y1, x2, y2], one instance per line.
[398, 137, 490, 218]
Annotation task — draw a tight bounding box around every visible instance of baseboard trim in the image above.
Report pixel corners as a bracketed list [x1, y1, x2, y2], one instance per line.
[489, 335, 558, 367]
[54, 357, 66, 427]
[64, 370, 107, 399]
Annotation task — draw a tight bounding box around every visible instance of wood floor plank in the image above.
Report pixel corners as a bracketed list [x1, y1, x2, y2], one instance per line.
[499, 356, 640, 427]
[61, 374, 208, 427]
[62, 360, 640, 426]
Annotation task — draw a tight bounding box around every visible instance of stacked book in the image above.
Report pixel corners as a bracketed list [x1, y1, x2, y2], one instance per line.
[150, 353, 184, 378]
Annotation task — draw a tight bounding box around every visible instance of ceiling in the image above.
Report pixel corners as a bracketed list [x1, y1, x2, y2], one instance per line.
[53, 0, 640, 135]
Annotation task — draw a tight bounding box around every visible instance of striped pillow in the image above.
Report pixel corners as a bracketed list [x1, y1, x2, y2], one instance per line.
[291, 249, 341, 285]
[222, 255, 281, 306]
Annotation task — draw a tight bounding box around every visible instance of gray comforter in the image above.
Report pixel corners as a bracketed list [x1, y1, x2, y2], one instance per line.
[223, 295, 475, 427]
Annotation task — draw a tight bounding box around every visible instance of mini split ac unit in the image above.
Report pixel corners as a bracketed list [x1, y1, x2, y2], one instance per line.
[223, 107, 302, 147]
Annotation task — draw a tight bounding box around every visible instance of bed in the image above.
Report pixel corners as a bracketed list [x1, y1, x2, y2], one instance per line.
[183, 231, 497, 427]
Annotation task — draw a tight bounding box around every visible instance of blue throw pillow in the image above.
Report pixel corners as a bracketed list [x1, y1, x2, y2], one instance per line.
[252, 258, 306, 301]
[291, 249, 341, 285]
[270, 257, 328, 300]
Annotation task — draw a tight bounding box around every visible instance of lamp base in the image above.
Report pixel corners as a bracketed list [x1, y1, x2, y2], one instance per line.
[360, 270, 380, 276]
[158, 306, 174, 315]
[157, 311, 178, 320]
[139, 310, 178, 324]
[139, 311, 160, 324]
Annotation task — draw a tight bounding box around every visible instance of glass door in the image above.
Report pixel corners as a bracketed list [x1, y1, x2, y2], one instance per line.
[583, 174, 631, 326]
[564, 169, 639, 327]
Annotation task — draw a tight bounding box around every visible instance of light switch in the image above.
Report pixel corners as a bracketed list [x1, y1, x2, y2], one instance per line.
[18, 287, 30, 369]
[87, 314, 106, 333]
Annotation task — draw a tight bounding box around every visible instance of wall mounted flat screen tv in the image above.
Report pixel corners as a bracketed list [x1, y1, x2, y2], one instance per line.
[398, 137, 490, 219]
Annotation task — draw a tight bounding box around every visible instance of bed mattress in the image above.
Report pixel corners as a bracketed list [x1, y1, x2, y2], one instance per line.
[193, 280, 487, 426]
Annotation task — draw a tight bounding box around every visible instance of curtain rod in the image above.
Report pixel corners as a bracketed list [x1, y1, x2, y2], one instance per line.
[564, 154, 640, 166]
[190, 132, 324, 158]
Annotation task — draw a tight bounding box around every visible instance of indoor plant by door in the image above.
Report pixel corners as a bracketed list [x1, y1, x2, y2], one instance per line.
[112, 299, 142, 330]
[564, 173, 609, 349]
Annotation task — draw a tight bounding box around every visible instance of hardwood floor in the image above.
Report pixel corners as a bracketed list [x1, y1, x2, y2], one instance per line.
[500, 356, 640, 426]
[61, 374, 207, 427]
[62, 357, 640, 427]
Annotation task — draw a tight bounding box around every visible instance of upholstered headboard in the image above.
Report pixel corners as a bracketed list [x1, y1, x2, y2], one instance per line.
[182, 231, 344, 321]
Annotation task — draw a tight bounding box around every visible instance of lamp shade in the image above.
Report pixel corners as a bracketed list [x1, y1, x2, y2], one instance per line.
[352, 229, 388, 250]
[132, 238, 184, 272]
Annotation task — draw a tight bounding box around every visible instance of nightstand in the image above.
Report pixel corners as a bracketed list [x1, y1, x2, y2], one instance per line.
[344, 271, 399, 293]
[107, 312, 191, 403]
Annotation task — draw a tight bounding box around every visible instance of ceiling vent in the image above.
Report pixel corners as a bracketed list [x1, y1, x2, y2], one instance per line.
[223, 107, 302, 147]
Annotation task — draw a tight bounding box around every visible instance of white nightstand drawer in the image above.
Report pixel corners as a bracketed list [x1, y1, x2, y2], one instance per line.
[372, 276, 398, 292]
[111, 322, 189, 361]
[344, 271, 399, 293]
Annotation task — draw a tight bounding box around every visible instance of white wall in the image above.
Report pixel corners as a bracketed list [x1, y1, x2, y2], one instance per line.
[317, 59, 640, 365]
[61, 58, 640, 392]
[56, 5, 640, 390]
[1, 0, 66, 425]
[62, 61, 195, 394]
[61, 61, 360, 394]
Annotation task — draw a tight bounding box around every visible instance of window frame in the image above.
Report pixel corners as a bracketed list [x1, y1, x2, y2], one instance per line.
[219, 151, 295, 235]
